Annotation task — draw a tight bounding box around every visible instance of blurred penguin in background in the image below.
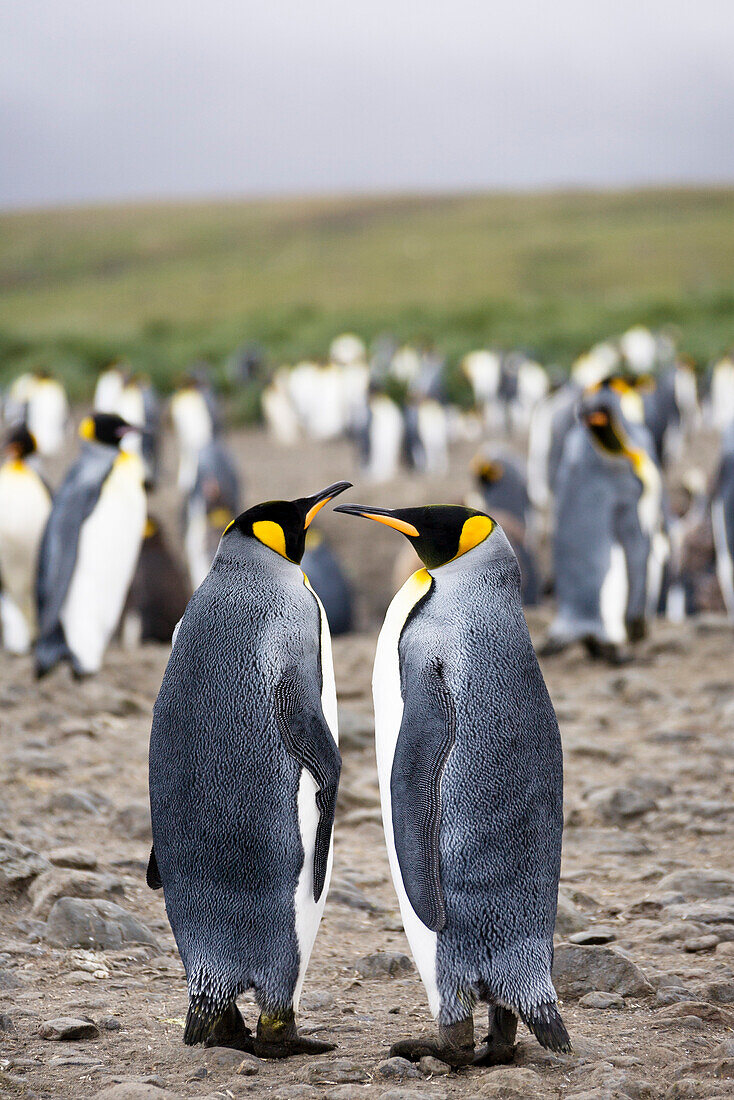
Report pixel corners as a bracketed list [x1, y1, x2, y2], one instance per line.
[712, 420, 734, 620]
[666, 470, 715, 620]
[184, 439, 241, 590]
[0, 424, 52, 655]
[641, 360, 699, 467]
[171, 376, 220, 492]
[467, 450, 540, 606]
[301, 529, 353, 636]
[462, 350, 503, 431]
[35, 413, 146, 678]
[262, 369, 301, 447]
[355, 388, 405, 483]
[118, 375, 161, 489]
[94, 362, 127, 414]
[508, 356, 549, 435]
[708, 354, 734, 432]
[123, 515, 190, 646]
[403, 397, 449, 476]
[543, 380, 665, 662]
[5, 370, 68, 458]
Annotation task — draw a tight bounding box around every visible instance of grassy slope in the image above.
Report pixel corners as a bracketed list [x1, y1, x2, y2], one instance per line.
[1, 188, 733, 396]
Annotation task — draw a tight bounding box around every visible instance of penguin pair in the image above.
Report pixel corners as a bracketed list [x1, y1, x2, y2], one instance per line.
[148, 483, 569, 1066]
[36, 413, 146, 678]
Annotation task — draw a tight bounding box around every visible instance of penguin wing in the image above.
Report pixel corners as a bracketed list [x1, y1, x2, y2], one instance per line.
[391, 659, 456, 933]
[275, 675, 341, 903]
[36, 451, 114, 635]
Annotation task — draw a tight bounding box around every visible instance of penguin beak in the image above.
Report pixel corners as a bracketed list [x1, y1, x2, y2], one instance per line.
[333, 504, 420, 538]
[301, 481, 353, 528]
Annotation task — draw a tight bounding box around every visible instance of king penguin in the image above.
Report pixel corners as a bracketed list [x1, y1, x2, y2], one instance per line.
[147, 481, 350, 1057]
[0, 424, 52, 654]
[334, 500, 570, 1067]
[712, 419, 734, 619]
[35, 413, 146, 677]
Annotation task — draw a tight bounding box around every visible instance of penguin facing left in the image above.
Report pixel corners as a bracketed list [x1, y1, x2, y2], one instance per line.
[147, 481, 350, 1057]
[0, 424, 52, 654]
[335, 500, 570, 1067]
[35, 413, 146, 677]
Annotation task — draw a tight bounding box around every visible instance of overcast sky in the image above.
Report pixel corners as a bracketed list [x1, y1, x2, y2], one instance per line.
[2, 0, 734, 209]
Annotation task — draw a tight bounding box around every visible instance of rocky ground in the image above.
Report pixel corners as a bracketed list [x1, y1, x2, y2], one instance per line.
[1, 427, 734, 1100]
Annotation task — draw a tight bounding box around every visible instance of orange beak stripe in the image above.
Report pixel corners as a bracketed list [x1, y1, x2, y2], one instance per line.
[304, 495, 334, 528]
[356, 512, 420, 537]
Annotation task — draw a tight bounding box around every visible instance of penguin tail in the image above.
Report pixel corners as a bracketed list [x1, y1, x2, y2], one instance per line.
[521, 1001, 572, 1054]
[183, 998, 220, 1046]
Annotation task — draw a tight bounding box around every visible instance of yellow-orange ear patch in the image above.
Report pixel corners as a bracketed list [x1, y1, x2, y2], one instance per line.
[79, 416, 95, 441]
[454, 514, 494, 560]
[252, 520, 288, 558]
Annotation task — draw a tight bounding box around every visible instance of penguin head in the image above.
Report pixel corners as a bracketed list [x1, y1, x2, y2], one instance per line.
[226, 481, 352, 564]
[334, 502, 494, 569]
[579, 378, 643, 455]
[471, 450, 505, 485]
[79, 413, 138, 447]
[4, 423, 37, 460]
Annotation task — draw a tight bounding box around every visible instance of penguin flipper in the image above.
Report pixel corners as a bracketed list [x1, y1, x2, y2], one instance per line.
[146, 846, 162, 889]
[275, 676, 341, 903]
[36, 452, 111, 641]
[391, 659, 456, 933]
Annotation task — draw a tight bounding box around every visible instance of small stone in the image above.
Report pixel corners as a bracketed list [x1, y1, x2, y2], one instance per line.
[0, 840, 50, 896]
[98, 1016, 122, 1030]
[585, 786, 657, 824]
[655, 987, 694, 1006]
[203, 1046, 254, 1068]
[665, 1079, 720, 1099]
[29, 869, 124, 917]
[272, 1086, 319, 1099]
[47, 847, 98, 870]
[0, 1012, 16, 1030]
[553, 944, 653, 998]
[354, 954, 414, 979]
[703, 980, 734, 1004]
[477, 1066, 546, 1097]
[306, 1059, 369, 1084]
[47, 789, 105, 815]
[656, 869, 734, 900]
[579, 991, 624, 1009]
[39, 1015, 100, 1040]
[300, 990, 336, 1011]
[325, 1088, 370, 1100]
[419, 1056, 451, 1076]
[234, 1054, 260, 1076]
[377, 1057, 421, 1080]
[555, 890, 588, 936]
[684, 934, 720, 953]
[329, 878, 380, 912]
[45, 897, 160, 950]
[665, 901, 734, 925]
[568, 928, 617, 945]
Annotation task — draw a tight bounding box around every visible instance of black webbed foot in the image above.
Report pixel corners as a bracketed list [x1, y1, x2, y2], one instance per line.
[472, 1005, 517, 1066]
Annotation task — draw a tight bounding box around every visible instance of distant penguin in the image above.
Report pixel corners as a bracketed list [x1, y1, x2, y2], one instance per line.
[184, 439, 241, 590]
[123, 516, 190, 645]
[462, 350, 503, 431]
[94, 363, 127, 413]
[262, 370, 301, 447]
[712, 421, 734, 619]
[335, 500, 570, 1067]
[35, 414, 146, 677]
[7, 371, 68, 457]
[543, 380, 665, 661]
[147, 481, 350, 1056]
[0, 424, 52, 654]
[301, 529, 353, 636]
[357, 392, 404, 483]
[171, 380, 217, 492]
[404, 399, 449, 475]
[468, 451, 540, 605]
[709, 356, 734, 432]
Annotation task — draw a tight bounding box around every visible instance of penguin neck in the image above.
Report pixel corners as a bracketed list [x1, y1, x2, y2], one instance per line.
[215, 534, 304, 582]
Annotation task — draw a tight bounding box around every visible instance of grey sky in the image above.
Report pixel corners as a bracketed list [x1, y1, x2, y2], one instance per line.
[2, 0, 734, 209]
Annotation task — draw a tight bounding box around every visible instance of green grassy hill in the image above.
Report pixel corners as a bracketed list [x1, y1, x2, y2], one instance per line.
[1, 188, 733, 400]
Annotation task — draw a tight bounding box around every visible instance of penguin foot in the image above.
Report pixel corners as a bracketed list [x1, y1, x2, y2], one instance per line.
[390, 1018, 475, 1068]
[251, 1010, 336, 1059]
[472, 1006, 517, 1066]
[202, 1002, 252, 1050]
[537, 635, 569, 657]
[583, 637, 632, 665]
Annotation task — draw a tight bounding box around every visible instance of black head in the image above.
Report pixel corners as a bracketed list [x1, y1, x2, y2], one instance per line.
[4, 422, 37, 460]
[471, 451, 505, 484]
[334, 502, 494, 569]
[226, 481, 351, 564]
[580, 377, 642, 455]
[79, 413, 137, 447]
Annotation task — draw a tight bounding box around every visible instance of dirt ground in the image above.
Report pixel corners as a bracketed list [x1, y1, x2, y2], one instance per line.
[1, 425, 734, 1100]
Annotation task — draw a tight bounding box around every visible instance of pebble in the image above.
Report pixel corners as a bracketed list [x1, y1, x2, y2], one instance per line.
[111, 803, 152, 841]
[29, 868, 124, 917]
[419, 1056, 451, 1076]
[354, 953, 414, 979]
[44, 897, 160, 950]
[553, 944, 653, 998]
[93, 1087, 180, 1100]
[328, 878, 380, 912]
[306, 1059, 369, 1084]
[272, 1085, 319, 1098]
[579, 990, 625, 1009]
[585, 786, 658, 824]
[475, 1066, 547, 1097]
[376, 1057, 421, 1080]
[47, 847, 99, 871]
[301, 990, 336, 1011]
[569, 927, 617, 945]
[38, 1015, 100, 1040]
[47, 789, 106, 815]
[684, 934, 720, 952]
[0, 840, 50, 895]
[656, 869, 734, 899]
[200, 1046, 256, 1069]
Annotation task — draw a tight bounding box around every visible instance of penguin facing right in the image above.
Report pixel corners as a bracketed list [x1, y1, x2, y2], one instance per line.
[301, 529, 353, 636]
[0, 424, 52, 654]
[334, 500, 570, 1067]
[35, 413, 146, 677]
[148, 481, 350, 1057]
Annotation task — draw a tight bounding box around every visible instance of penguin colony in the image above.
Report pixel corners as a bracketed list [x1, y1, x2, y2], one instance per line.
[0, 325, 733, 1068]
